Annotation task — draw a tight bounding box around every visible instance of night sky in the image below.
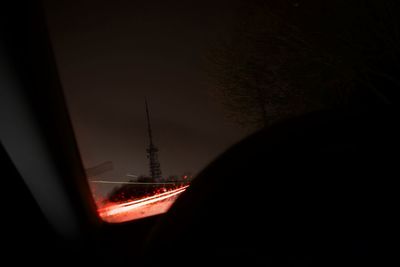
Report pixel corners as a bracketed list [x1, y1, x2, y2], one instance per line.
[43, 0, 249, 189]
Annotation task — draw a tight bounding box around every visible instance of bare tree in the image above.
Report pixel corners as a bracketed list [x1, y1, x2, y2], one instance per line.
[209, 0, 400, 129]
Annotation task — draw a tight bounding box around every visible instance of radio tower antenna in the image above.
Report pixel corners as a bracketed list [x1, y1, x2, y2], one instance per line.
[145, 99, 162, 181]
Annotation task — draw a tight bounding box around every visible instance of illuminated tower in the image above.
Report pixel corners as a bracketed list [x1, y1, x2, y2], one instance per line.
[145, 99, 162, 181]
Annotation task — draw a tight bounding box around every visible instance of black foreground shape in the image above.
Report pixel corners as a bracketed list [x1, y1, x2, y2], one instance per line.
[144, 106, 399, 266]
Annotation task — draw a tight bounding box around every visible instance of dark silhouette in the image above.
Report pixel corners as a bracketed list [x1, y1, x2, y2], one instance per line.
[145, 100, 163, 181]
[144, 1, 400, 265]
[3, 1, 399, 266]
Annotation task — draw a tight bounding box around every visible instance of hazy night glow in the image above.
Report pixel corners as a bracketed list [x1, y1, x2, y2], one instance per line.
[98, 185, 188, 222]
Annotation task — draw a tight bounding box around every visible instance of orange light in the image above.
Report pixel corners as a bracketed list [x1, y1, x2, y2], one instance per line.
[98, 185, 188, 222]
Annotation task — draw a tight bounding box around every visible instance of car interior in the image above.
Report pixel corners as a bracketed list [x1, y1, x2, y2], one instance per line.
[1, 0, 398, 266]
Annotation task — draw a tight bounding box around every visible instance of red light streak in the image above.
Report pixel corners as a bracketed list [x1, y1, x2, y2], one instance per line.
[98, 185, 188, 222]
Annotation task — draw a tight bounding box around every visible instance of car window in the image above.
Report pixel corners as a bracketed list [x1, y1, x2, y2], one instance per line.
[44, 0, 251, 222]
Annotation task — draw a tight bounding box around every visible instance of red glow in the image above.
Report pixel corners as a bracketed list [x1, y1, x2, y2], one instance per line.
[98, 185, 188, 223]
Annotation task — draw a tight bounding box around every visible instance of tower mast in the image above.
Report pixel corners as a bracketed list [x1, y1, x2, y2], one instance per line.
[145, 99, 162, 181]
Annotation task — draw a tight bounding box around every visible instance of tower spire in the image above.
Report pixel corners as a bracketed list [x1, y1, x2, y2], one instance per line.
[145, 99, 154, 146]
[145, 99, 162, 181]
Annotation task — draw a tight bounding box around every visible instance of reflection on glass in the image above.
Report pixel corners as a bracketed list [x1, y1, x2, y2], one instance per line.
[45, 0, 250, 222]
[88, 101, 192, 222]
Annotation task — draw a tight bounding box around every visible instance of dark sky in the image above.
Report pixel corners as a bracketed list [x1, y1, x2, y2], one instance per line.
[43, 0, 250, 188]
